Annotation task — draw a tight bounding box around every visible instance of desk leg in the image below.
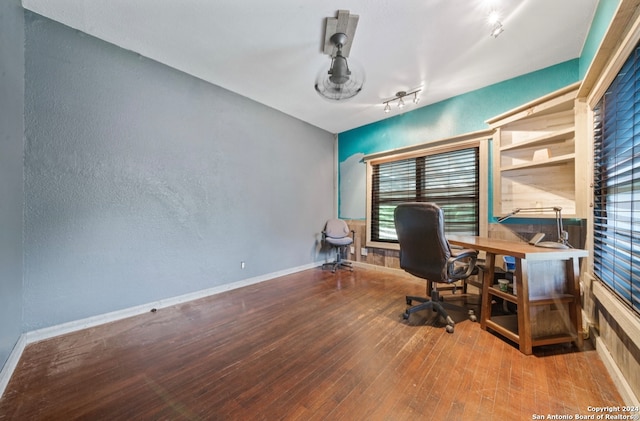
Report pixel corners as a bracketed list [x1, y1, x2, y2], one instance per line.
[516, 259, 533, 355]
[567, 257, 584, 349]
[480, 253, 495, 330]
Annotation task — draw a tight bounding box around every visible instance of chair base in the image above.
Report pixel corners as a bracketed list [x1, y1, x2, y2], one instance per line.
[322, 245, 353, 273]
[403, 290, 476, 333]
[322, 260, 353, 273]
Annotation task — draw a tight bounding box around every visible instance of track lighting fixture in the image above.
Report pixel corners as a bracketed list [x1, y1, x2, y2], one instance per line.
[490, 21, 504, 38]
[487, 9, 504, 38]
[382, 90, 421, 113]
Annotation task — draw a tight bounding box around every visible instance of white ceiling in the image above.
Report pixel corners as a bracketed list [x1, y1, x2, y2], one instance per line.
[21, 0, 599, 134]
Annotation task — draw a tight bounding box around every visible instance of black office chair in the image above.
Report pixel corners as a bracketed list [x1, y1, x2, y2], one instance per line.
[394, 202, 478, 333]
[321, 219, 355, 273]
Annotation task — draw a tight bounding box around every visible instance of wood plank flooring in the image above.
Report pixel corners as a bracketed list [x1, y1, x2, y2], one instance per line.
[0, 267, 623, 420]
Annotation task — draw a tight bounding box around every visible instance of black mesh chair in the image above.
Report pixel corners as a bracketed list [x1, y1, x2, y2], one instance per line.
[394, 202, 478, 333]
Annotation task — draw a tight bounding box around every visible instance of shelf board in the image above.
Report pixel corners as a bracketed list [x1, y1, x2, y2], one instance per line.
[488, 286, 517, 304]
[530, 294, 575, 306]
[486, 82, 579, 127]
[500, 153, 575, 172]
[485, 315, 520, 344]
[531, 333, 577, 347]
[489, 288, 575, 306]
[486, 312, 577, 349]
[500, 127, 575, 152]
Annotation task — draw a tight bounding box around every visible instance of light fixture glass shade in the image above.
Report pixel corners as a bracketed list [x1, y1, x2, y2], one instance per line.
[315, 56, 365, 101]
[384, 103, 391, 113]
[398, 97, 405, 108]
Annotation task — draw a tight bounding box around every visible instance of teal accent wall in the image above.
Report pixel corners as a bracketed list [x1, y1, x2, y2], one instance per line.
[337, 60, 580, 219]
[338, 0, 622, 220]
[339, 60, 579, 162]
[580, 0, 621, 79]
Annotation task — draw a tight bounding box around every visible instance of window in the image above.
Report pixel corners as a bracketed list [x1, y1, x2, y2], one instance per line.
[369, 146, 479, 243]
[592, 41, 640, 317]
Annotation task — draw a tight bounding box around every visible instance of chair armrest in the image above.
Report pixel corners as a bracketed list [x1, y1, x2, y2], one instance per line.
[446, 248, 478, 280]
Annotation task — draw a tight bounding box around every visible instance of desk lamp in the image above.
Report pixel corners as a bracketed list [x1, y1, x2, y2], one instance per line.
[497, 206, 572, 249]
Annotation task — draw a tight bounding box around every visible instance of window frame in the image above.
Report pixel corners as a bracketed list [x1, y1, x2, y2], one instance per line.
[585, 6, 640, 322]
[364, 130, 491, 250]
[590, 43, 640, 318]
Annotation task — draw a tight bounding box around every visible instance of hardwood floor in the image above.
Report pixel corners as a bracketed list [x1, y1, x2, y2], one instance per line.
[0, 267, 623, 420]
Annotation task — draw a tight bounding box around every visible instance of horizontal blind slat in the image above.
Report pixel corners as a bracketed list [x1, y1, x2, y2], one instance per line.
[371, 147, 479, 241]
[592, 41, 640, 317]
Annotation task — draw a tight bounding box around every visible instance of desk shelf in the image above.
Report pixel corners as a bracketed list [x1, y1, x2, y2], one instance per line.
[489, 285, 517, 303]
[486, 287, 578, 351]
[449, 235, 587, 355]
[532, 333, 579, 347]
[489, 285, 575, 306]
[530, 295, 575, 306]
[486, 315, 519, 344]
[485, 314, 578, 349]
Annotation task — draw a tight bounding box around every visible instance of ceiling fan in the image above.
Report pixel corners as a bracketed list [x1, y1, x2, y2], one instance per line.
[314, 10, 365, 101]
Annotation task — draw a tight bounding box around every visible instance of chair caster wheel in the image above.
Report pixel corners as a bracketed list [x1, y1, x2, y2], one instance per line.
[406, 298, 412, 305]
[402, 312, 409, 320]
[468, 310, 477, 322]
[445, 325, 454, 333]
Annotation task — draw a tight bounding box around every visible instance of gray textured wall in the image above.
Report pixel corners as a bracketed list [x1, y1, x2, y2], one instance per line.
[22, 12, 335, 331]
[0, 0, 25, 369]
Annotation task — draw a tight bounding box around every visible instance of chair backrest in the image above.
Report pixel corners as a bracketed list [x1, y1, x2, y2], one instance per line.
[393, 202, 453, 283]
[324, 219, 350, 239]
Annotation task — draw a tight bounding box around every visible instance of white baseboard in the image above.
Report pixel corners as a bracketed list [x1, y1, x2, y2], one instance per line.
[0, 262, 317, 399]
[0, 334, 27, 399]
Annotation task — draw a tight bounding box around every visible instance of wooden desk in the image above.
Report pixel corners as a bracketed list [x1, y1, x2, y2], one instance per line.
[448, 235, 588, 355]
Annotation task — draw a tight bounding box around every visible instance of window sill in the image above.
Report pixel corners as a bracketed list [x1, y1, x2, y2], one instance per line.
[365, 240, 400, 251]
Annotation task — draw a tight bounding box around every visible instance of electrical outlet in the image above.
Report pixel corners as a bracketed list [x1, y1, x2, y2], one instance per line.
[350, 246, 355, 254]
[361, 247, 368, 256]
[241, 261, 245, 269]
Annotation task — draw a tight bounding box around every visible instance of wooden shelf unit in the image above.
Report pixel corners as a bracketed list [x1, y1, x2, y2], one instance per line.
[487, 82, 587, 219]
